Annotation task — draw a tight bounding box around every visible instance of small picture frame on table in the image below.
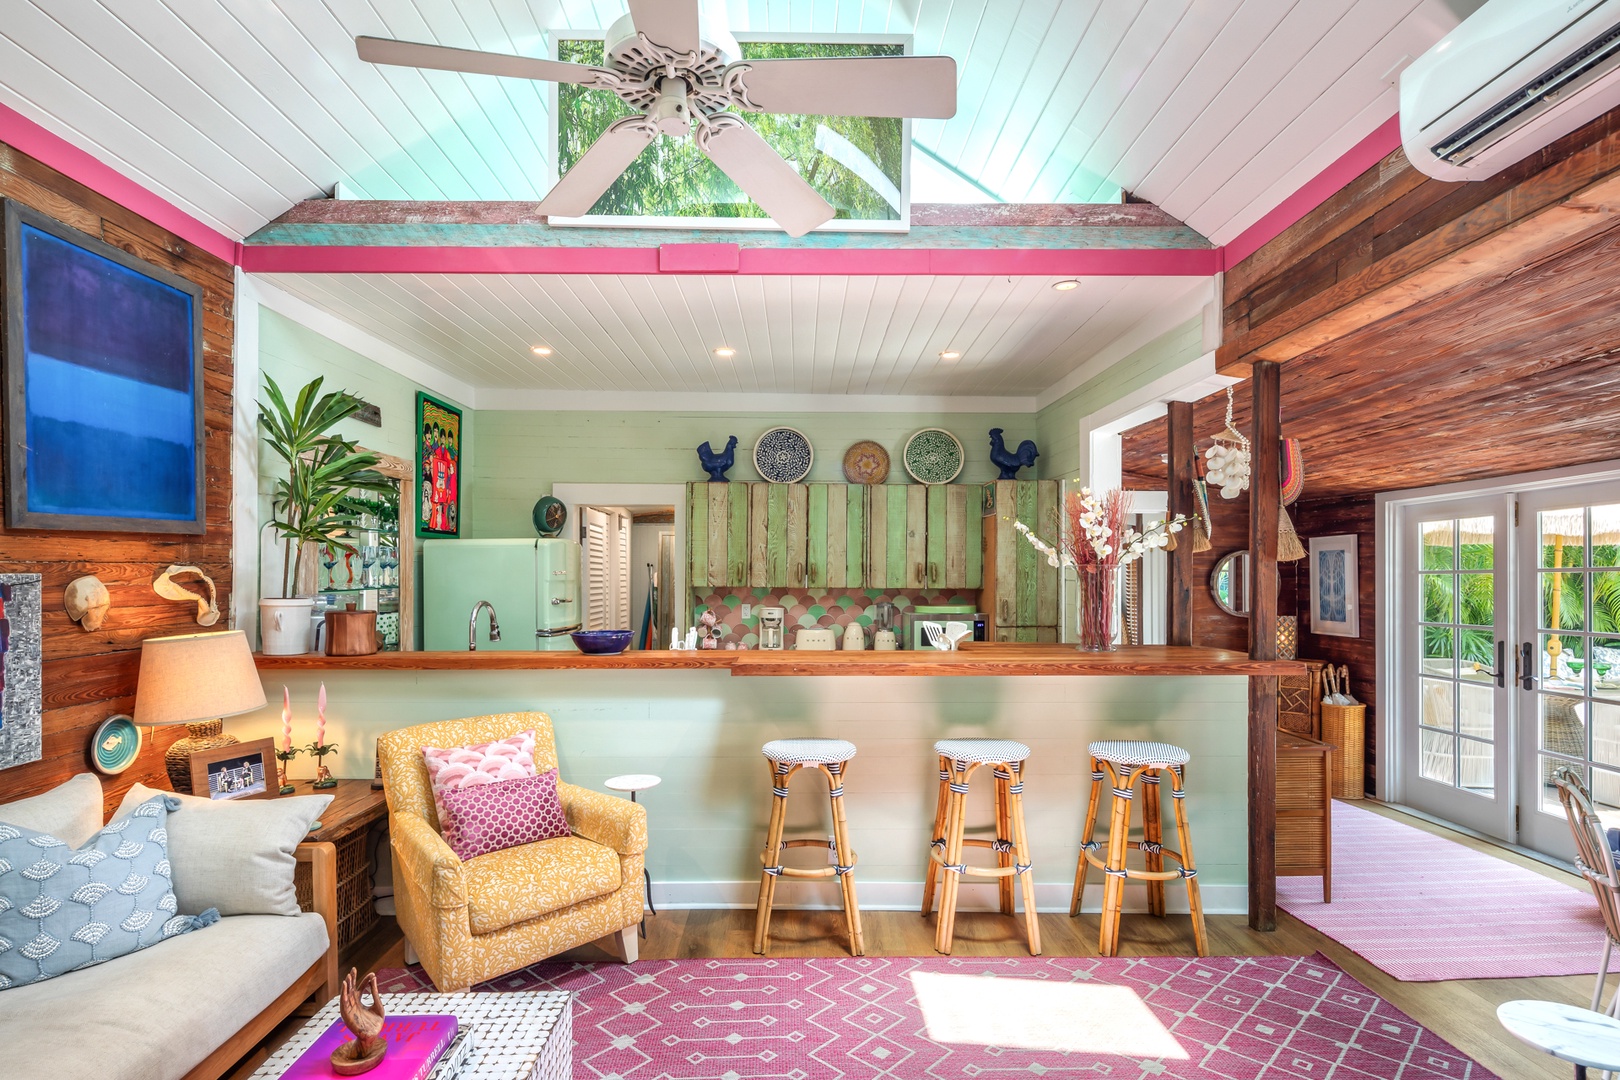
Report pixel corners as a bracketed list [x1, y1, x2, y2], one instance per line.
[190, 738, 279, 801]
[1308, 533, 1360, 638]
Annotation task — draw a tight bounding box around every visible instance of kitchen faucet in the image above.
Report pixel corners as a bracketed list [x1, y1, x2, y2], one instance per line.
[469, 600, 501, 651]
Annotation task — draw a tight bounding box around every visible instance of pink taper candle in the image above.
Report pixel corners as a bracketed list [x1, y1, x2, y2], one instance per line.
[281, 687, 292, 752]
[316, 683, 327, 746]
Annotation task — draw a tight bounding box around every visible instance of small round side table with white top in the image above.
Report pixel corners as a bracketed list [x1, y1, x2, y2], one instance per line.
[606, 774, 660, 937]
[1498, 999, 1620, 1078]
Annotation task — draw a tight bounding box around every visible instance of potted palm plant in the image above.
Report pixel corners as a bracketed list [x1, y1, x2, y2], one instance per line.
[259, 375, 392, 654]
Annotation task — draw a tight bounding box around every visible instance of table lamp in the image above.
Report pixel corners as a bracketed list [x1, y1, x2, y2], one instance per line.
[134, 630, 267, 794]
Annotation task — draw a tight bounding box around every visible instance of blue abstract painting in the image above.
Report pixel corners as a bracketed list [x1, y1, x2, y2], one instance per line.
[1317, 549, 1348, 623]
[5, 202, 203, 533]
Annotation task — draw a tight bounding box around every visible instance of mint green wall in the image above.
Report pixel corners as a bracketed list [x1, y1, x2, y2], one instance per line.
[1034, 316, 1204, 481]
[467, 410, 1038, 538]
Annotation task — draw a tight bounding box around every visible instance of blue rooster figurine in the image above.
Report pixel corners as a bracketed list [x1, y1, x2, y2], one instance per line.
[697, 435, 739, 482]
[988, 428, 1039, 480]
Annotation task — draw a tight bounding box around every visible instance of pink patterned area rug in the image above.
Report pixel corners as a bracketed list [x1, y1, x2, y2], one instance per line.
[378, 953, 1496, 1078]
[1278, 801, 1605, 981]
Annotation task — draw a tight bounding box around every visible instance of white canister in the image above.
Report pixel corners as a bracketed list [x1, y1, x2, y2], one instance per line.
[873, 628, 898, 651]
[260, 597, 315, 655]
[842, 623, 866, 651]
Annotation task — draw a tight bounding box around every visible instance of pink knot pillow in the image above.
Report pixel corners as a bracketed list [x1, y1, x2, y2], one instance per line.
[421, 730, 537, 824]
[439, 769, 571, 861]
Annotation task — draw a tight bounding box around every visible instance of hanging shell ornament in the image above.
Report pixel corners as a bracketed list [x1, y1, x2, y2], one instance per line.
[153, 564, 220, 626]
[1204, 385, 1251, 500]
[64, 575, 112, 631]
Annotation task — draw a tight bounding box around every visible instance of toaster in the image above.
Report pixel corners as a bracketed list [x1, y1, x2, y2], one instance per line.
[795, 627, 836, 650]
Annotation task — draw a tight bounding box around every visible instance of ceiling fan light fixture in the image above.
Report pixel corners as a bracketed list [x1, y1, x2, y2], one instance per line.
[1052, 279, 1081, 291]
[530, 345, 553, 357]
[938, 350, 961, 360]
[714, 346, 737, 358]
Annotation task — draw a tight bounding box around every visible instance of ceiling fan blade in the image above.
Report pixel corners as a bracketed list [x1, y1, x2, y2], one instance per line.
[725, 55, 958, 118]
[357, 36, 609, 86]
[537, 117, 659, 217]
[627, 0, 702, 56]
[695, 116, 835, 238]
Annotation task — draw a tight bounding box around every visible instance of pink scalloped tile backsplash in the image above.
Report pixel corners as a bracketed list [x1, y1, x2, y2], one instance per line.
[692, 587, 977, 648]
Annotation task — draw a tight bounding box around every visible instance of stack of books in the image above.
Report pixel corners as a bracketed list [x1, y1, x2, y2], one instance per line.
[276, 1014, 475, 1080]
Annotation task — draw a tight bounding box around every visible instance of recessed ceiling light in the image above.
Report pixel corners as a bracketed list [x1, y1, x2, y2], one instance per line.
[530, 345, 553, 357]
[714, 346, 737, 358]
[1052, 279, 1081, 291]
[939, 350, 961, 360]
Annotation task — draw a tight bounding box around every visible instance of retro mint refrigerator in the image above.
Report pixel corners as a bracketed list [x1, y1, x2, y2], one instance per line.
[422, 538, 581, 651]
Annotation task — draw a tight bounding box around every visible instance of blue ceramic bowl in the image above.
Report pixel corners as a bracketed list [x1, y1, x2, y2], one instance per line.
[571, 630, 634, 655]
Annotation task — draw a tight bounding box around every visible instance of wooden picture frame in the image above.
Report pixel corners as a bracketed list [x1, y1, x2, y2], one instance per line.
[415, 391, 462, 539]
[1308, 533, 1360, 638]
[2, 199, 205, 534]
[190, 738, 279, 801]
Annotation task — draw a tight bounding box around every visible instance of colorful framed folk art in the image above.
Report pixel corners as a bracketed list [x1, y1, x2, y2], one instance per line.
[416, 392, 462, 538]
[2, 199, 205, 533]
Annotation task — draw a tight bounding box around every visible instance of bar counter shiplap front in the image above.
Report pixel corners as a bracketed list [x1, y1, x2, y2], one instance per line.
[242, 647, 1292, 916]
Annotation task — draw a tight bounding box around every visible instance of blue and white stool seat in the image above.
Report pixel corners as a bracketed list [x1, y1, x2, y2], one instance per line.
[933, 738, 1031, 764]
[1088, 740, 1191, 769]
[763, 738, 858, 764]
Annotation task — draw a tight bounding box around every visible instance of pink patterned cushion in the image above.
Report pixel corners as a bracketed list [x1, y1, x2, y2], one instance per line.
[438, 769, 571, 861]
[421, 730, 537, 824]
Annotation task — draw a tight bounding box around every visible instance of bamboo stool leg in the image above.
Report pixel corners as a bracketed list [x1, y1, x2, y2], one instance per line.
[826, 760, 864, 956]
[921, 754, 950, 918]
[994, 767, 1014, 916]
[1098, 762, 1136, 957]
[1007, 759, 1040, 956]
[934, 759, 970, 955]
[1070, 756, 1104, 917]
[1142, 769, 1166, 918]
[1169, 763, 1208, 957]
[753, 759, 792, 955]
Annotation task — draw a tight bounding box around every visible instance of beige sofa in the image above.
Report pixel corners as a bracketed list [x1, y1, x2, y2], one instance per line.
[0, 774, 339, 1080]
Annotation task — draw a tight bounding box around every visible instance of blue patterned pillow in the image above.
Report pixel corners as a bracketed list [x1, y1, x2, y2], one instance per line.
[0, 793, 218, 988]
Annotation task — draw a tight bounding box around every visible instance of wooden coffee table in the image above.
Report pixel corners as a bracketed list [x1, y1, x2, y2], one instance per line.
[250, 991, 571, 1080]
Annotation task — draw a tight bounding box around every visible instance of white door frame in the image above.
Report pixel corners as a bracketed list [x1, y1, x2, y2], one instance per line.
[1377, 458, 1620, 805]
[553, 483, 688, 634]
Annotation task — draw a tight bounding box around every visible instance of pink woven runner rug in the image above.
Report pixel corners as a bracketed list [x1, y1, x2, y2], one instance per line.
[1277, 801, 1605, 981]
[378, 953, 1495, 1078]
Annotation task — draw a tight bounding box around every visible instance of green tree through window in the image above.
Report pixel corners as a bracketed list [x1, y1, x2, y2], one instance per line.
[557, 39, 904, 221]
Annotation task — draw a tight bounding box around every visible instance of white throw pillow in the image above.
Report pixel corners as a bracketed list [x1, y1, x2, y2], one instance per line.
[114, 782, 332, 917]
[0, 772, 104, 848]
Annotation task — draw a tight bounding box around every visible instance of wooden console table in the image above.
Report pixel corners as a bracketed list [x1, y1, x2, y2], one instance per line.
[293, 778, 387, 953]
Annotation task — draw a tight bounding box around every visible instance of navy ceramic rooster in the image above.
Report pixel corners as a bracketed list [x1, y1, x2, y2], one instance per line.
[697, 435, 739, 482]
[988, 428, 1039, 480]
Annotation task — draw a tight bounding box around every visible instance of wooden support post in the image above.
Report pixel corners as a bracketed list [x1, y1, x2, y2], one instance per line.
[1248, 360, 1281, 932]
[1166, 401, 1195, 646]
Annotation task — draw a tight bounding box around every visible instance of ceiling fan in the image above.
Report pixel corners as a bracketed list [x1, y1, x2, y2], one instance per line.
[356, 0, 957, 236]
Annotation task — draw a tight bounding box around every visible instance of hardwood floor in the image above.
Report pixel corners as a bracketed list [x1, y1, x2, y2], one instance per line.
[238, 801, 1598, 1079]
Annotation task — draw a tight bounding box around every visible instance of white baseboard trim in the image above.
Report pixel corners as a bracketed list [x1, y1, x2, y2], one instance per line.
[648, 879, 1246, 915]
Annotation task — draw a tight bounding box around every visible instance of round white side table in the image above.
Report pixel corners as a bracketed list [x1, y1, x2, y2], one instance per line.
[1498, 999, 1620, 1078]
[606, 774, 661, 936]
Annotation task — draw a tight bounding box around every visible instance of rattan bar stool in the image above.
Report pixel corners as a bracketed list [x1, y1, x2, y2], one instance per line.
[921, 738, 1040, 956]
[754, 737, 864, 956]
[1071, 739, 1207, 957]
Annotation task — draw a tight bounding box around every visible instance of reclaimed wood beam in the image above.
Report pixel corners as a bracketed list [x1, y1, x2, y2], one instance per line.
[1247, 361, 1281, 932]
[1218, 122, 1620, 376]
[1165, 401, 1194, 647]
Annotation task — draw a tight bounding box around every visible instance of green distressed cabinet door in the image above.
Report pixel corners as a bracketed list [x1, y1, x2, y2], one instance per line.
[760, 483, 809, 588]
[981, 479, 1058, 635]
[687, 482, 748, 588]
[927, 484, 983, 590]
[806, 484, 863, 590]
[868, 486, 926, 590]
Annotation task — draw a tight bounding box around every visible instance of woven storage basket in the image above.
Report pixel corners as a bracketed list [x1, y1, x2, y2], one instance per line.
[1321, 703, 1366, 799]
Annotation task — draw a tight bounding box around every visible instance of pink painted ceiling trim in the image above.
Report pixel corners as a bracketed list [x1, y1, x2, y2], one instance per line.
[1221, 114, 1402, 270]
[0, 101, 240, 265]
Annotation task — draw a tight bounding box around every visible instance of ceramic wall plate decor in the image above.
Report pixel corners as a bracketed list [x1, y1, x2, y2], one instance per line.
[842, 440, 890, 484]
[92, 714, 140, 775]
[903, 428, 965, 484]
[754, 427, 814, 483]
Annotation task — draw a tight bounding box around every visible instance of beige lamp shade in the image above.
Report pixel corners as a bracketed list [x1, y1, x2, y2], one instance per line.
[133, 630, 266, 727]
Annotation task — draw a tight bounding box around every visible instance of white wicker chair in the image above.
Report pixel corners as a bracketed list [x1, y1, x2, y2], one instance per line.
[1554, 765, 1620, 1016]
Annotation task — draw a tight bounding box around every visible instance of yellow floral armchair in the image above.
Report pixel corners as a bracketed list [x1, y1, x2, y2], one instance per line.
[378, 712, 647, 992]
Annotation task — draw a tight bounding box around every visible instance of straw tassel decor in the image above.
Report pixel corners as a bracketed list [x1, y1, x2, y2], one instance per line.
[1277, 437, 1306, 562]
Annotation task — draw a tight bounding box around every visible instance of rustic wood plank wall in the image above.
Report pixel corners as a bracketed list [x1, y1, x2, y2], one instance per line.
[0, 139, 235, 815]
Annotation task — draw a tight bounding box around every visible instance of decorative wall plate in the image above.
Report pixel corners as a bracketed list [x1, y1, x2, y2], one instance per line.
[92, 713, 140, 775]
[532, 495, 567, 537]
[754, 427, 814, 483]
[903, 428, 965, 484]
[842, 440, 890, 484]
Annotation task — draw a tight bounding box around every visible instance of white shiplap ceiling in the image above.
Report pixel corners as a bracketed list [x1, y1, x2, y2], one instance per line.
[0, 0, 1476, 244]
[257, 271, 1210, 402]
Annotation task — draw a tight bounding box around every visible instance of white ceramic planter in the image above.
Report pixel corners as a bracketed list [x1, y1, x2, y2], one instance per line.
[260, 598, 315, 655]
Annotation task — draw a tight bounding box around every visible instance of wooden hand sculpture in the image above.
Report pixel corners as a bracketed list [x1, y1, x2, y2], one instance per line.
[331, 968, 388, 1075]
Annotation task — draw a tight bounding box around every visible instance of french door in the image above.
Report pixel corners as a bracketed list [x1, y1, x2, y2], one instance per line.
[1398, 497, 1515, 839]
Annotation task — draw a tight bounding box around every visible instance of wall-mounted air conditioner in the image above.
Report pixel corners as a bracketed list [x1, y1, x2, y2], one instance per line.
[1401, 0, 1620, 181]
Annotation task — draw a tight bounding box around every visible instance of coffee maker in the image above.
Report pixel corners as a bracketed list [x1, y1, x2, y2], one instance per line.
[758, 606, 786, 650]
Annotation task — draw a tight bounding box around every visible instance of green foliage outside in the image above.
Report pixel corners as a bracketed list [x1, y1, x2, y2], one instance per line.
[557, 39, 904, 220]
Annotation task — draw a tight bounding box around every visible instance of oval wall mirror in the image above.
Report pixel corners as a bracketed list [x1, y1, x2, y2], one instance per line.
[1211, 549, 1251, 617]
